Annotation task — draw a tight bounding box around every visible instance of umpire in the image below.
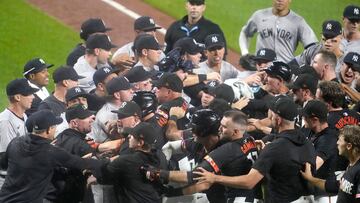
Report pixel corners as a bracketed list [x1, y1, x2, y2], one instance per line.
[0, 110, 102, 203]
[195, 98, 317, 202]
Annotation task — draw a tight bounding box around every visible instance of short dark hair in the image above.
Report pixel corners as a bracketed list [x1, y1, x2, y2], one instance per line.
[318, 81, 345, 108]
[341, 125, 360, 152]
[316, 50, 337, 70]
[223, 110, 248, 127]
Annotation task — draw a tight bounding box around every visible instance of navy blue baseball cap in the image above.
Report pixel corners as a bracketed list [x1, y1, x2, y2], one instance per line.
[188, 0, 205, 5]
[53, 66, 84, 83]
[80, 18, 111, 40]
[173, 37, 204, 55]
[124, 66, 154, 83]
[6, 78, 38, 96]
[255, 48, 277, 62]
[343, 5, 360, 20]
[134, 16, 161, 31]
[65, 87, 89, 102]
[269, 97, 298, 121]
[205, 34, 225, 50]
[265, 61, 292, 82]
[23, 58, 53, 77]
[86, 33, 117, 51]
[26, 110, 63, 132]
[302, 100, 328, 120]
[106, 76, 132, 95]
[111, 101, 142, 119]
[322, 20, 342, 39]
[93, 66, 118, 86]
[65, 104, 95, 122]
[343, 52, 360, 72]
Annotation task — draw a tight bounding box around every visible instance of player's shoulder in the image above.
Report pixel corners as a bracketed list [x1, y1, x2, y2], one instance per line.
[288, 10, 307, 22]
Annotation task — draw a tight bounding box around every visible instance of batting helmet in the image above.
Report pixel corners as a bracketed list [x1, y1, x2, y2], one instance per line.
[191, 109, 220, 137]
[132, 91, 158, 116]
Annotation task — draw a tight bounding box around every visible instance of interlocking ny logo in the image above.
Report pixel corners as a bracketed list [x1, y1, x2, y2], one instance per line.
[352, 55, 359, 62]
[103, 67, 111, 73]
[326, 23, 332, 30]
[211, 36, 218, 43]
[259, 50, 266, 56]
[39, 58, 45, 64]
[75, 87, 81, 93]
[354, 8, 359, 15]
[149, 18, 155, 25]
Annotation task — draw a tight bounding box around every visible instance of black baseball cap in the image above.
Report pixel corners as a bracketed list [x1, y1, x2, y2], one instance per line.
[111, 101, 142, 119]
[26, 110, 63, 132]
[86, 33, 117, 51]
[343, 52, 360, 72]
[289, 74, 319, 95]
[302, 100, 328, 120]
[80, 18, 111, 40]
[343, 5, 360, 20]
[134, 16, 161, 31]
[269, 97, 298, 121]
[6, 78, 38, 96]
[254, 48, 277, 62]
[124, 66, 154, 83]
[133, 34, 161, 51]
[153, 73, 183, 93]
[93, 66, 118, 86]
[322, 20, 342, 39]
[53, 66, 84, 83]
[23, 58, 54, 77]
[173, 37, 204, 55]
[208, 83, 235, 103]
[65, 87, 89, 102]
[124, 122, 157, 145]
[106, 76, 131, 95]
[188, 0, 205, 5]
[65, 104, 95, 122]
[202, 80, 220, 94]
[239, 54, 257, 71]
[265, 61, 292, 82]
[205, 34, 225, 50]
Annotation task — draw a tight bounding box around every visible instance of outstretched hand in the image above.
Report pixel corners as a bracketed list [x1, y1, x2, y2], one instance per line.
[193, 167, 216, 185]
[300, 162, 313, 181]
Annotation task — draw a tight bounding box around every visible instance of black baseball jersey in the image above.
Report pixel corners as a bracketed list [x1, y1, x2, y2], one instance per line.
[38, 94, 66, 116]
[337, 160, 360, 202]
[196, 136, 261, 201]
[165, 16, 227, 54]
[328, 109, 359, 130]
[253, 129, 316, 202]
[310, 127, 338, 196]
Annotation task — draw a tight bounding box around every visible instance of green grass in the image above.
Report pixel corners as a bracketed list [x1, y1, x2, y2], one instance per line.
[0, 0, 78, 109]
[144, 0, 354, 54]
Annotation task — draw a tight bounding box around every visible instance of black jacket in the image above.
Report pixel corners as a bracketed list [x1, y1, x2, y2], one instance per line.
[0, 133, 101, 203]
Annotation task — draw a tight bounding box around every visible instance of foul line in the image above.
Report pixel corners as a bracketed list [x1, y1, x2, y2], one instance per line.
[101, 0, 167, 35]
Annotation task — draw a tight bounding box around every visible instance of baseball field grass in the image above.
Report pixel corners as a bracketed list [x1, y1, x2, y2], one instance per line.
[0, 0, 78, 109]
[144, 0, 355, 54]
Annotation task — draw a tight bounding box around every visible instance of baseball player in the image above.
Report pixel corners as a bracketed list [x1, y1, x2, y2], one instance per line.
[341, 5, 360, 55]
[239, 0, 317, 63]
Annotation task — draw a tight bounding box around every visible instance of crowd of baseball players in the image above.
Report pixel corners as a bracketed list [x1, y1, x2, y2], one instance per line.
[0, 0, 360, 202]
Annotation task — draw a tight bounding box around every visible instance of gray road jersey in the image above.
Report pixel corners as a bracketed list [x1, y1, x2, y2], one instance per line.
[73, 56, 97, 93]
[295, 43, 323, 67]
[242, 8, 317, 63]
[194, 60, 240, 81]
[113, 42, 135, 58]
[340, 39, 360, 54]
[0, 109, 27, 152]
[90, 102, 118, 143]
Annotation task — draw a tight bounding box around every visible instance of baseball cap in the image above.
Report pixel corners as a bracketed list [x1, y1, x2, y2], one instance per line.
[343, 52, 360, 72]
[269, 97, 298, 121]
[265, 61, 292, 82]
[93, 66, 118, 86]
[153, 73, 183, 93]
[124, 66, 155, 83]
[173, 37, 204, 55]
[254, 48, 277, 62]
[80, 18, 111, 40]
[111, 101, 142, 119]
[343, 5, 360, 20]
[86, 33, 117, 51]
[26, 110, 63, 132]
[124, 122, 158, 145]
[289, 74, 319, 95]
[23, 58, 54, 77]
[322, 20, 342, 39]
[6, 78, 38, 96]
[134, 16, 161, 31]
[188, 0, 205, 5]
[65, 87, 89, 102]
[133, 34, 161, 51]
[208, 83, 235, 103]
[65, 104, 94, 122]
[53, 66, 84, 83]
[204, 34, 225, 50]
[202, 80, 220, 94]
[106, 76, 131, 95]
[302, 100, 328, 120]
[239, 54, 257, 71]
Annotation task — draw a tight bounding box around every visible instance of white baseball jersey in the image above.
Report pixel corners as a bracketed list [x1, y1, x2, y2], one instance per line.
[90, 102, 118, 143]
[73, 56, 97, 93]
[241, 8, 318, 63]
[0, 109, 27, 152]
[194, 60, 240, 82]
[112, 42, 135, 59]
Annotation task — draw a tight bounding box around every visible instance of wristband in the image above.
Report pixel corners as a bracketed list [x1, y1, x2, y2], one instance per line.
[198, 74, 207, 83]
[169, 115, 178, 122]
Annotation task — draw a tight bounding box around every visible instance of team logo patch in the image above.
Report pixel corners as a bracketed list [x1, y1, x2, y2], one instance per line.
[326, 23, 332, 30]
[259, 50, 266, 56]
[354, 8, 359, 15]
[352, 55, 359, 62]
[211, 36, 218, 43]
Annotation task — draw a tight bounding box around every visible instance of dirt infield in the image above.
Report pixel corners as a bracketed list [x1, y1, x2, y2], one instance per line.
[27, 0, 240, 67]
